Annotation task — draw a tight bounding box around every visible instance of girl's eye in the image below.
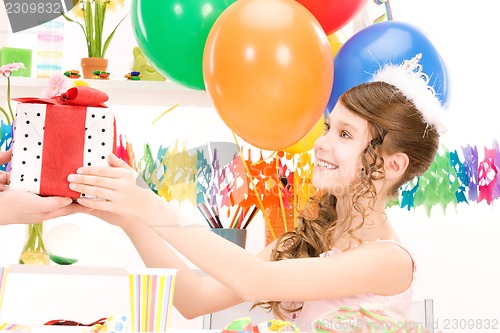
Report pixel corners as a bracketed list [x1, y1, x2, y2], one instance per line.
[323, 122, 330, 134]
[340, 130, 351, 139]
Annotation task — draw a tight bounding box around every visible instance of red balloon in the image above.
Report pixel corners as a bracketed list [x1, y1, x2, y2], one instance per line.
[295, 0, 368, 35]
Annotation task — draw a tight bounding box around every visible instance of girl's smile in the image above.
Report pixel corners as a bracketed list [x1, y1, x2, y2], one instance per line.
[315, 159, 338, 170]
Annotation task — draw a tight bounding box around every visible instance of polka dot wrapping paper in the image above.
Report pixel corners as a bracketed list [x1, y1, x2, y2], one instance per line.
[8, 87, 115, 199]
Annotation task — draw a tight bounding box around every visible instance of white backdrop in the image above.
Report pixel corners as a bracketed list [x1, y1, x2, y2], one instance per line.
[1, 1, 500, 332]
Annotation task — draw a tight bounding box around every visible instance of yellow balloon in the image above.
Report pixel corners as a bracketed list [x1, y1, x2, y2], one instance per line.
[327, 31, 346, 57]
[284, 116, 324, 154]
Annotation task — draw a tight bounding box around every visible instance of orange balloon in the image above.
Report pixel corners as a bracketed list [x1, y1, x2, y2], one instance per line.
[203, 0, 333, 151]
[284, 116, 324, 154]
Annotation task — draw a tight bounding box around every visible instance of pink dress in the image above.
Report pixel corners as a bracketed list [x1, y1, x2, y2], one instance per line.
[291, 240, 415, 330]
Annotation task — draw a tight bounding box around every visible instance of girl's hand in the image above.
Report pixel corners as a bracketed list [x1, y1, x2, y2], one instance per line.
[67, 153, 159, 222]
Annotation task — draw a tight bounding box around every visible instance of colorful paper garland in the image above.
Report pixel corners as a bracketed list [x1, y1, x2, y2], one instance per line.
[134, 141, 500, 218]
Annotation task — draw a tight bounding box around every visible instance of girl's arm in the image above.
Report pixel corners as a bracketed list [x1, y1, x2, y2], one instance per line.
[145, 222, 413, 302]
[70, 154, 413, 306]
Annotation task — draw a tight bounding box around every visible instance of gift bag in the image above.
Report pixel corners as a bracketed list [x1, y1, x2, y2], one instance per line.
[9, 86, 115, 199]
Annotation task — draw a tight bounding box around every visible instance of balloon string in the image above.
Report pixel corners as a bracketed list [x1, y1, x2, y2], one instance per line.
[262, 150, 277, 162]
[293, 154, 297, 230]
[276, 154, 288, 233]
[152, 102, 182, 125]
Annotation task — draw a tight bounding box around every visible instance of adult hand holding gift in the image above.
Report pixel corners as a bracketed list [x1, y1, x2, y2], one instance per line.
[0, 149, 83, 225]
[0, 189, 80, 225]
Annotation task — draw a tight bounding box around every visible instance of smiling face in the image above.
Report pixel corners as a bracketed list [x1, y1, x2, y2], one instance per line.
[313, 102, 373, 196]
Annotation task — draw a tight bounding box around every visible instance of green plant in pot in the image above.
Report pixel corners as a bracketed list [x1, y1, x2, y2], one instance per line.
[62, 0, 128, 78]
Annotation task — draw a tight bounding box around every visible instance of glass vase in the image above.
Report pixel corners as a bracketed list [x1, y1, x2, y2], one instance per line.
[18, 223, 50, 265]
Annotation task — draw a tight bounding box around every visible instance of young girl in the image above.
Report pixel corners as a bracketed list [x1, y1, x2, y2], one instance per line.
[68, 54, 445, 329]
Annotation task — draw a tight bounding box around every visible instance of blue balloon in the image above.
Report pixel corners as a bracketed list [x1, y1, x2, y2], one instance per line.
[325, 21, 450, 116]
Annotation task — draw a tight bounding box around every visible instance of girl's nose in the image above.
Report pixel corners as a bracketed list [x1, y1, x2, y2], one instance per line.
[313, 133, 330, 153]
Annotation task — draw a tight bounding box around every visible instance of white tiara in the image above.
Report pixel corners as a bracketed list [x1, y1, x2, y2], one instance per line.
[372, 53, 447, 134]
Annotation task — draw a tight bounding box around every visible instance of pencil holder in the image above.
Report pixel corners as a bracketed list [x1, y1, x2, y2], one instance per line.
[211, 228, 247, 248]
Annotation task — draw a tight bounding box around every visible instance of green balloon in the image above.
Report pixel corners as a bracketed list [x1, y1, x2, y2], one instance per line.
[131, 0, 236, 90]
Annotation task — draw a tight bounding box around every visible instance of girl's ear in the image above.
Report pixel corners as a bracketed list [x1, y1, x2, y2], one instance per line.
[384, 152, 409, 180]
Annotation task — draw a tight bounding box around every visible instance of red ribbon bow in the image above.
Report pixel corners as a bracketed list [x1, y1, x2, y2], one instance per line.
[13, 86, 108, 107]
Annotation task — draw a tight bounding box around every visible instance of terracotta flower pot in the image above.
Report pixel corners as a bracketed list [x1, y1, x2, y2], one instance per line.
[81, 57, 108, 79]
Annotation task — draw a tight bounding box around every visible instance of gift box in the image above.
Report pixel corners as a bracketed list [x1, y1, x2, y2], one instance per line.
[8, 86, 115, 198]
